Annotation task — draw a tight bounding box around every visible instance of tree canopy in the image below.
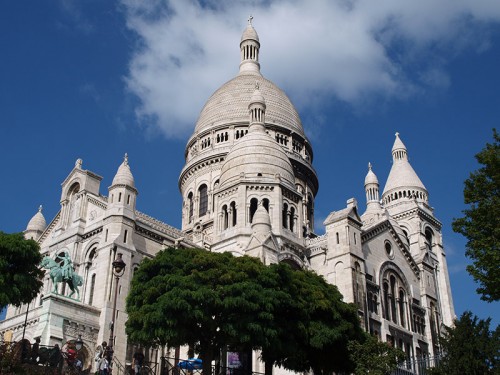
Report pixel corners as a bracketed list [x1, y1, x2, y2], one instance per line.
[348, 334, 405, 375]
[452, 129, 500, 301]
[0, 231, 44, 307]
[429, 311, 499, 374]
[126, 247, 364, 374]
[261, 262, 364, 374]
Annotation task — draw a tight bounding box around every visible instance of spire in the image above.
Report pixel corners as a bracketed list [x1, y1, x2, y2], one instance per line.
[382, 133, 428, 205]
[239, 16, 261, 75]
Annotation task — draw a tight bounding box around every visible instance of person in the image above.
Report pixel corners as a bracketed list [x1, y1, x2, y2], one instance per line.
[98, 355, 109, 375]
[31, 337, 40, 363]
[75, 358, 83, 371]
[49, 344, 62, 368]
[66, 344, 77, 363]
[133, 348, 145, 374]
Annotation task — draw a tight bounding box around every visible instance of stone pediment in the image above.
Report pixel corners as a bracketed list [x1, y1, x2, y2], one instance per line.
[363, 218, 420, 279]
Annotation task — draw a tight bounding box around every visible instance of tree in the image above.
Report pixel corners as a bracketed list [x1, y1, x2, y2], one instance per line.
[126, 248, 285, 375]
[0, 232, 44, 307]
[347, 334, 405, 375]
[452, 129, 500, 301]
[126, 248, 365, 374]
[429, 311, 499, 374]
[260, 263, 364, 375]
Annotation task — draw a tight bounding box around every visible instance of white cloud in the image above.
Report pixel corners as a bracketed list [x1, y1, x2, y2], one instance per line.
[121, 0, 500, 139]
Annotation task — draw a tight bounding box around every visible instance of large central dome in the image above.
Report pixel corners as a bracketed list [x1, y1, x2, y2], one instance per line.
[194, 75, 305, 137]
[192, 21, 305, 138]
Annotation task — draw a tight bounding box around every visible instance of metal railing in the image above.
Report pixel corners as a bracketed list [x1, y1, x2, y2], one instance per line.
[392, 355, 442, 375]
[159, 357, 264, 375]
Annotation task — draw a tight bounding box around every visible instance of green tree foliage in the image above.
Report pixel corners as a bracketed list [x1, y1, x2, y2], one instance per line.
[347, 334, 405, 375]
[261, 263, 364, 374]
[429, 311, 499, 374]
[126, 248, 364, 374]
[126, 248, 284, 375]
[452, 129, 500, 301]
[0, 232, 44, 307]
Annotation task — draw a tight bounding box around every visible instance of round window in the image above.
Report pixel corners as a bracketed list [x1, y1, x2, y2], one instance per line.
[385, 241, 394, 259]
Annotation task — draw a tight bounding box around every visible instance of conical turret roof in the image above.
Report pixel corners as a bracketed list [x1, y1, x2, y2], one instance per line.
[112, 153, 135, 188]
[26, 205, 46, 232]
[382, 133, 427, 200]
[364, 162, 379, 185]
[241, 16, 259, 43]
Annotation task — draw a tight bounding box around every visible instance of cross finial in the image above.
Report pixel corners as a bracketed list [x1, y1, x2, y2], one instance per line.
[124, 153, 129, 165]
[368, 162, 372, 170]
[248, 15, 253, 25]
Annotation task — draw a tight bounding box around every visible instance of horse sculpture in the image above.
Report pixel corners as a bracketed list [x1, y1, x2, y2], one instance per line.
[40, 256, 83, 300]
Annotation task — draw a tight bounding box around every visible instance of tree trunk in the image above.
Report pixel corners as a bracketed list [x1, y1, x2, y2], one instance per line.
[200, 342, 215, 375]
[264, 360, 274, 375]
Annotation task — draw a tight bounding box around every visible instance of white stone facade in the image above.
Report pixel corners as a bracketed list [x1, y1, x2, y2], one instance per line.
[1, 19, 454, 373]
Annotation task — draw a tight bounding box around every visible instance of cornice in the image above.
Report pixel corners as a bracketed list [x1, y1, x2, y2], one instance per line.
[87, 195, 107, 210]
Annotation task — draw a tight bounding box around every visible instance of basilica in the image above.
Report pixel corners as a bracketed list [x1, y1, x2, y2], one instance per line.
[1, 20, 455, 373]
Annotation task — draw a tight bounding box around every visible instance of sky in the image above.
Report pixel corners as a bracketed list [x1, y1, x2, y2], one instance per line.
[0, 0, 499, 326]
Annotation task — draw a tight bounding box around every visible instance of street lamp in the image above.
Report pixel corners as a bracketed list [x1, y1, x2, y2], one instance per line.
[108, 252, 126, 365]
[75, 334, 84, 351]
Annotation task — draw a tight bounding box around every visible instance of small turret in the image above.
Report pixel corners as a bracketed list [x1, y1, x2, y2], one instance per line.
[248, 82, 266, 130]
[364, 162, 382, 210]
[107, 153, 138, 219]
[239, 16, 261, 75]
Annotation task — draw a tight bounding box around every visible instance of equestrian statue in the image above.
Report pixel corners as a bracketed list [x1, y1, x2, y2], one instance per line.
[40, 251, 83, 300]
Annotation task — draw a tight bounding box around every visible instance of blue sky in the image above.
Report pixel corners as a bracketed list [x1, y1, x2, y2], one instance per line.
[0, 1, 499, 325]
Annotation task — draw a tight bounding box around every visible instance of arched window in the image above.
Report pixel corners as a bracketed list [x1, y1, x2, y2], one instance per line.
[382, 268, 410, 329]
[230, 201, 237, 226]
[289, 206, 295, 232]
[88, 274, 96, 305]
[249, 198, 258, 223]
[390, 275, 397, 323]
[353, 262, 363, 309]
[307, 194, 313, 230]
[222, 205, 228, 230]
[425, 228, 433, 251]
[399, 289, 406, 328]
[282, 203, 288, 228]
[198, 184, 208, 217]
[187, 192, 194, 223]
[383, 282, 390, 320]
[262, 198, 269, 212]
